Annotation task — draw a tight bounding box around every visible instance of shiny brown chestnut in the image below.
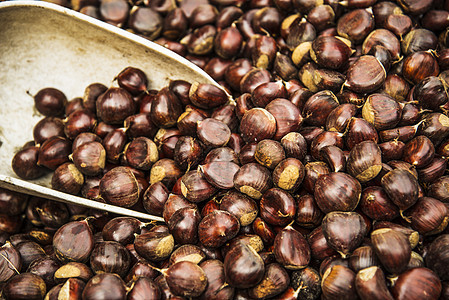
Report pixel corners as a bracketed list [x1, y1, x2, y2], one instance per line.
[345, 117, 379, 149]
[168, 207, 201, 245]
[37, 136, 72, 170]
[346, 140, 382, 183]
[240, 108, 277, 143]
[391, 268, 442, 300]
[180, 170, 217, 203]
[12, 145, 48, 180]
[33, 87, 67, 117]
[349, 245, 380, 273]
[428, 176, 449, 202]
[220, 191, 258, 227]
[362, 93, 402, 130]
[260, 188, 296, 226]
[355, 266, 394, 300]
[197, 118, 231, 148]
[199, 259, 234, 300]
[189, 82, 228, 109]
[381, 168, 419, 211]
[51, 162, 84, 195]
[134, 231, 174, 262]
[150, 87, 183, 128]
[96, 87, 136, 125]
[281, 132, 307, 161]
[359, 186, 399, 221]
[33, 117, 65, 145]
[402, 51, 439, 84]
[273, 225, 311, 270]
[314, 172, 361, 213]
[223, 240, 265, 289]
[425, 234, 449, 280]
[325, 103, 358, 133]
[3, 273, 46, 300]
[53, 220, 94, 263]
[322, 211, 367, 258]
[310, 36, 353, 70]
[0, 242, 22, 283]
[233, 162, 273, 200]
[371, 228, 411, 275]
[99, 166, 139, 208]
[303, 90, 340, 127]
[265, 98, 303, 140]
[71, 141, 105, 176]
[90, 241, 131, 278]
[321, 265, 357, 300]
[198, 210, 240, 248]
[403, 197, 449, 235]
[344, 55, 386, 94]
[164, 260, 207, 298]
[82, 273, 127, 300]
[337, 9, 374, 44]
[402, 135, 435, 168]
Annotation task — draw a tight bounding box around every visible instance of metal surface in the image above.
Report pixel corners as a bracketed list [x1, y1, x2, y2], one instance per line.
[0, 1, 218, 220]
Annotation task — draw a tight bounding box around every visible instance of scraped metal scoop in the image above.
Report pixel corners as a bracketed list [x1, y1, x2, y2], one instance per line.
[0, 1, 220, 221]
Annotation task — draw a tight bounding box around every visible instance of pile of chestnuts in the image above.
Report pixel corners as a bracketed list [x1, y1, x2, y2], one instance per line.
[4, 0, 449, 298]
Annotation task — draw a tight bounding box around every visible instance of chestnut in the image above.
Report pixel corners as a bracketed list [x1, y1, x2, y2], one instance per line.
[53, 220, 94, 263]
[247, 263, 290, 299]
[371, 228, 411, 275]
[349, 245, 380, 273]
[403, 197, 449, 235]
[180, 170, 217, 203]
[346, 140, 382, 183]
[37, 136, 72, 170]
[223, 240, 265, 289]
[71, 141, 106, 176]
[219, 190, 258, 227]
[240, 108, 277, 143]
[99, 166, 140, 208]
[344, 55, 386, 94]
[0, 242, 22, 283]
[355, 266, 394, 300]
[273, 225, 311, 270]
[150, 87, 183, 128]
[3, 273, 47, 300]
[12, 146, 48, 180]
[314, 172, 361, 213]
[96, 87, 136, 124]
[381, 168, 419, 211]
[321, 265, 357, 300]
[51, 162, 84, 195]
[164, 261, 207, 297]
[199, 259, 234, 300]
[168, 207, 201, 245]
[359, 186, 399, 221]
[260, 188, 296, 226]
[322, 211, 367, 258]
[233, 162, 273, 200]
[425, 234, 449, 280]
[82, 273, 127, 300]
[116, 66, 148, 96]
[391, 268, 442, 300]
[198, 210, 240, 248]
[134, 231, 174, 262]
[310, 36, 353, 70]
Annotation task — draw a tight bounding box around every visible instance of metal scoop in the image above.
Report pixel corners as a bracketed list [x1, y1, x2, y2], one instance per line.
[0, 1, 219, 222]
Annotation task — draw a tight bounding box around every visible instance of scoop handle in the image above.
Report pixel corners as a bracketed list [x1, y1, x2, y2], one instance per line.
[0, 174, 165, 222]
